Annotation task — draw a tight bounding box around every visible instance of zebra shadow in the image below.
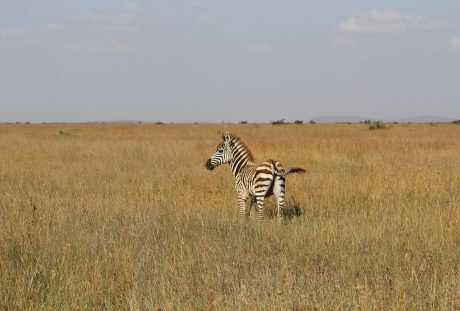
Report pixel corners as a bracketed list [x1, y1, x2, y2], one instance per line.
[265, 199, 302, 219]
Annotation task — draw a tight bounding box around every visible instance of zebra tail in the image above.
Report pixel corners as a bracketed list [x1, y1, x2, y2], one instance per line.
[285, 167, 306, 176]
[274, 167, 307, 177]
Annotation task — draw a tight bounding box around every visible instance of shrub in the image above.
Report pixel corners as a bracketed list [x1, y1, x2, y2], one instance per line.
[452, 120, 460, 124]
[272, 119, 288, 125]
[294, 120, 303, 125]
[240, 121, 248, 124]
[368, 121, 387, 130]
[309, 120, 316, 124]
[58, 130, 72, 136]
[154, 122, 164, 125]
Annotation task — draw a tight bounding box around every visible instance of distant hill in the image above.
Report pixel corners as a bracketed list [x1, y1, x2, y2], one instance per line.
[311, 115, 456, 124]
[311, 115, 376, 123]
[111, 120, 143, 124]
[396, 115, 455, 123]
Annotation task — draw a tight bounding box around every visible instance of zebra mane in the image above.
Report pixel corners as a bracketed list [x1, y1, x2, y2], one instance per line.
[228, 133, 255, 162]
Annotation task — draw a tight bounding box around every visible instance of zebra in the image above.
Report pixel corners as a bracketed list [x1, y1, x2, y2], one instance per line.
[205, 131, 306, 221]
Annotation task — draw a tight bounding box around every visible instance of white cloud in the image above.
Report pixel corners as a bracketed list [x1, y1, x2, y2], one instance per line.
[60, 41, 136, 55]
[188, 0, 201, 8]
[120, 12, 135, 21]
[0, 27, 28, 37]
[124, 1, 141, 11]
[42, 23, 65, 31]
[0, 38, 42, 49]
[0, 7, 145, 52]
[339, 9, 447, 34]
[196, 14, 217, 25]
[0, 27, 43, 48]
[332, 37, 355, 47]
[83, 10, 141, 32]
[248, 44, 270, 54]
[448, 37, 460, 51]
[274, 25, 287, 32]
[86, 12, 108, 22]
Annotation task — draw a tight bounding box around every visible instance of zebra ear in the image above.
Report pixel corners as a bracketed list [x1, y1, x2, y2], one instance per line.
[224, 132, 231, 141]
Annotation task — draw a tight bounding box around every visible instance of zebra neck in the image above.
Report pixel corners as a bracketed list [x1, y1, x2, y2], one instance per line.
[230, 144, 251, 176]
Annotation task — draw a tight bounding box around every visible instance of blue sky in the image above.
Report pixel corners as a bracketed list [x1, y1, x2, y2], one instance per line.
[1, 0, 459, 122]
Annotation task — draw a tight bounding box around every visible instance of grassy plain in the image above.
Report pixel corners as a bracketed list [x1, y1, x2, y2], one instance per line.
[0, 123, 459, 310]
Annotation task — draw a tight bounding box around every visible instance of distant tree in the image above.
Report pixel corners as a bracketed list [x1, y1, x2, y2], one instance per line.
[294, 120, 303, 125]
[154, 122, 164, 125]
[309, 120, 316, 124]
[452, 120, 460, 124]
[240, 121, 248, 124]
[272, 119, 288, 125]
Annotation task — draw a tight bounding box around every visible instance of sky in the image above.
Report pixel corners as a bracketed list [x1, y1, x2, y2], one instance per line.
[1, 0, 459, 123]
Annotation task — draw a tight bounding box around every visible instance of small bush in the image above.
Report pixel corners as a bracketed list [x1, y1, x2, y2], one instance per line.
[452, 120, 460, 124]
[240, 121, 248, 124]
[309, 120, 316, 124]
[368, 121, 387, 130]
[294, 120, 303, 125]
[58, 130, 72, 137]
[154, 122, 164, 125]
[272, 119, 288, 125]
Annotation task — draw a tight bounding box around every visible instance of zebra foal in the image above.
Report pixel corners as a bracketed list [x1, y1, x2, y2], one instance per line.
[205, 132, 306, 220]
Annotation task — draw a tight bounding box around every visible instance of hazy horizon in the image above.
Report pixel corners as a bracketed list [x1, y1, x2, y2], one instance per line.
[1, 114, 457, 124]
[1, 1, 459, 123]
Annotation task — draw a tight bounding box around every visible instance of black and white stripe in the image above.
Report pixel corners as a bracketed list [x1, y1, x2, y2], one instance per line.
[205, 132, 306, 220]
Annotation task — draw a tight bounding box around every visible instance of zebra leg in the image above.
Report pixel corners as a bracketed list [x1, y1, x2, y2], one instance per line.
[238, 196, 247, 217]
[273, 176, 286, 221]
[249, 197, 257, 219]
[256, 196, 265, 220]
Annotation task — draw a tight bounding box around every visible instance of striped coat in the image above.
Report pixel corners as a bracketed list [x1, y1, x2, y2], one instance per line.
[205, 132, 305, 220]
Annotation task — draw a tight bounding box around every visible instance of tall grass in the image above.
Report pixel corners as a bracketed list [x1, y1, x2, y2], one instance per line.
[0, 123, 459, 309]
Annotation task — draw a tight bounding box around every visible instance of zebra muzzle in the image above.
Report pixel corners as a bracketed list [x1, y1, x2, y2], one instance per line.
[205, 158, 214, 170]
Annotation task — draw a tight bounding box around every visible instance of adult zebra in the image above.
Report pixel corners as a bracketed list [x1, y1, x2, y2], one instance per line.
[205, 131, 306, 221]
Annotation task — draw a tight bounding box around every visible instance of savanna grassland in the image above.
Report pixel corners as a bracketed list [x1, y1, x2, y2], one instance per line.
[1, 123, 459, 310]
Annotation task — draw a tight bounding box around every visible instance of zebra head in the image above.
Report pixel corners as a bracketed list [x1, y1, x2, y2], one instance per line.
[205, 132, 235, 170]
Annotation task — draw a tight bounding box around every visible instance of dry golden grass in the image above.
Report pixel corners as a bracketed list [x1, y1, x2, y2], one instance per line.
[1, 123, 459, 310]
